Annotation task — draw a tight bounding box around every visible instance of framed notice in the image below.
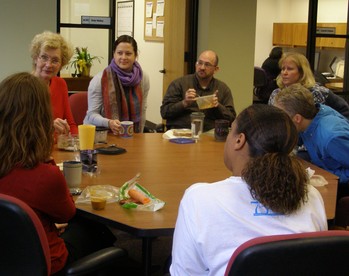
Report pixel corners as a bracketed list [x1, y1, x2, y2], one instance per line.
[117, 1, 134, 37]
[144, 0, 164, 42]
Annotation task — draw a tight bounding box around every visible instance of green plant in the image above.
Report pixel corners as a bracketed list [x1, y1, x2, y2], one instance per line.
[69, 47, 102, 75]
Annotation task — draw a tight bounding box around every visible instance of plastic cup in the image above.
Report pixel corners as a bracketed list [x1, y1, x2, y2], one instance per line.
[80, 150, 98, 175]
[196, 95, 215, 109]
[63, 161, 82, 188]
[91, 196, 107, 210]
[120, 121, 134, 138]
[78, 125, 96, 150]
[95, 127, 108, 144]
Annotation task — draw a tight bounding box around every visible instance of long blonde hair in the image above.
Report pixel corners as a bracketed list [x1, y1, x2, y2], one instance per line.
[276, 52, 316, 89]
[0, 72, 54, 177]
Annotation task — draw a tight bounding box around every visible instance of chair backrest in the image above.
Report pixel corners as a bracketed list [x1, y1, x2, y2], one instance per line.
[335, 196, 349, 228]
[69, 91, 88, 125]
[0, 193, 51, 276]
[253, 66, 276, 103]
[254, 66, 268, 88]
[225, 230, 349, 276]
[144, 120, 165, 133]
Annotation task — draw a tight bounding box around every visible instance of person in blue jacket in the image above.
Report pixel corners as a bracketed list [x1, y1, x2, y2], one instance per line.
[274, 83, 349, 198]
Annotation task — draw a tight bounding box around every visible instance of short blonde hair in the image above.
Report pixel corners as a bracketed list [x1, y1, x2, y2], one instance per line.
[275, 83, 317, 119]
[30, 31, 73, 69]
[276, 52, 316, 89]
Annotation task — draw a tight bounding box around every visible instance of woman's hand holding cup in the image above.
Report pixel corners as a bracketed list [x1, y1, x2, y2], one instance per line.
[108, 119, 121, 135]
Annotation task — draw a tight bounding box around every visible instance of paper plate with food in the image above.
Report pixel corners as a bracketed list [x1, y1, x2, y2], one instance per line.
[162, 128, 192, 139]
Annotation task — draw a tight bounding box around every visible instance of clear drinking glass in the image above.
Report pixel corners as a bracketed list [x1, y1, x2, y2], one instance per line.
[190, 112, 205, 140]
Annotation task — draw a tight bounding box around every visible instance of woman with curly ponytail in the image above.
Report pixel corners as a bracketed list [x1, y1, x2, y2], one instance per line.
[170, 104, 327, 276]
[238, 104, 308, 215]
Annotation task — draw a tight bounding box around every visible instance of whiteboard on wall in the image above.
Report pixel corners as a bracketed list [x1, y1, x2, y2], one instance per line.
[117, 1, 134, 37]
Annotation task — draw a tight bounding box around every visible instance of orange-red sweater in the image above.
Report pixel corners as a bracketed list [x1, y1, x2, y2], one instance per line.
[50, 77, 78, 135]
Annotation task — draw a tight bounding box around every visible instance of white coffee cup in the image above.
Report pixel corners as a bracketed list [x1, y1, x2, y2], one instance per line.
[63, 161, 82, 188]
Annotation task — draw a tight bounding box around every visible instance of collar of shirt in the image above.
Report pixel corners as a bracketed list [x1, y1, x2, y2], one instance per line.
[194, 74, 215, 94]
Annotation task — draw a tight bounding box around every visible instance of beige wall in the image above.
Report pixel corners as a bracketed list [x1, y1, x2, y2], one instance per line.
[198, 0, 257, 114]
[0, 0, 56, 80]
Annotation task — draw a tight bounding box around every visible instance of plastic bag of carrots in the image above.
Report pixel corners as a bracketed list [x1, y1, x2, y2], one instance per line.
[119, 173, 165, 211]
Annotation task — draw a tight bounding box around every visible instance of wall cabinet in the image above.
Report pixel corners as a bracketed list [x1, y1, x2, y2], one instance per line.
[292, 23, 308, 47]
[273, 23, 347, 48]
[272, 23, 294, 46]
[317, 23, 346, 48]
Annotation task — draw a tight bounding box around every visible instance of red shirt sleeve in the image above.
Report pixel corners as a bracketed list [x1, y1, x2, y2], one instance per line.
[50, 77, 78, 134]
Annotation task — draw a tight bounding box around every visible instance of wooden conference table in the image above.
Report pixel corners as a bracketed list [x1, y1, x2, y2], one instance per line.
[52, 133, 338, 275]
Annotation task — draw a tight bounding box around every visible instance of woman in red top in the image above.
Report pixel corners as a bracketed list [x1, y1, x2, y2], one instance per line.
[30, 31, 78, 136]
[0, 72, 76, 273]
[0, 73, 116, 275]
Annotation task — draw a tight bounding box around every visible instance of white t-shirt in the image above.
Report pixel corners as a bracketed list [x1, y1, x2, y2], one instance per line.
[170, 176, 328, 276]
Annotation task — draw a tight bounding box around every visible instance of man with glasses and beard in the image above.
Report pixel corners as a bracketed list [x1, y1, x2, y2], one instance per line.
[160, 50, 236, 132]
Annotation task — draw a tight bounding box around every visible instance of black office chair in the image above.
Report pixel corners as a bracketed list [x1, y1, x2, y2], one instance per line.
[253, 66, 277, 104]
[335, 196, 349, 228]
[0, 193, 127, 276]
[314, 71, 330, 86]
[143, 120, 165, 133]
[225, 231, 349, 276]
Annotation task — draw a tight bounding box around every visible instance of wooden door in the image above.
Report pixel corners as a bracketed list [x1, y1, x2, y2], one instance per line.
[162, 0, 189, 96]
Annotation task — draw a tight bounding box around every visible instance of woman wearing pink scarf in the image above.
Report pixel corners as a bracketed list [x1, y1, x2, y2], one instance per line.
[84, 35, 150, 134]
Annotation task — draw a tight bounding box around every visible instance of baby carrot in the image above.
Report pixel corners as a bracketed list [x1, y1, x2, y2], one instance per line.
[128, 189, 150, 204]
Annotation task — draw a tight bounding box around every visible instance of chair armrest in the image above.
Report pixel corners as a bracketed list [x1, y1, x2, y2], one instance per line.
[66, 247, 127, 276]
[155, 123, 165, 133]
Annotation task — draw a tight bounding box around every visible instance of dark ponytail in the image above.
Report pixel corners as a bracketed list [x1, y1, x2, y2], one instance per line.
[242, 153, 308, 214]
[236, 104, 308, 214]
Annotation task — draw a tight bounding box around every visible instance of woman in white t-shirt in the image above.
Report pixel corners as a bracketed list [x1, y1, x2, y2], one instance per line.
[170, 104, 327, 276]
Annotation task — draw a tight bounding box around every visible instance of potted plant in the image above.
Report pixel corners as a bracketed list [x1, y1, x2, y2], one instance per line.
[69, 47, 102, 77]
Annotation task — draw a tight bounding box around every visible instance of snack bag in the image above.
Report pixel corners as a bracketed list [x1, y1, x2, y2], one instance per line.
[119, 173, 165, 211]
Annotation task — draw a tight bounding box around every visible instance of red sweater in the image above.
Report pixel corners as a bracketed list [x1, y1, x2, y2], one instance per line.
[0, 162, 76, 274]
[50, 77, 78, 135]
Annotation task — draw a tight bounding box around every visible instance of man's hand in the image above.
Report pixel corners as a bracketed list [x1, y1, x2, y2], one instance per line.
[182, 88, 197, 108]
[212, 90, 219, 107]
